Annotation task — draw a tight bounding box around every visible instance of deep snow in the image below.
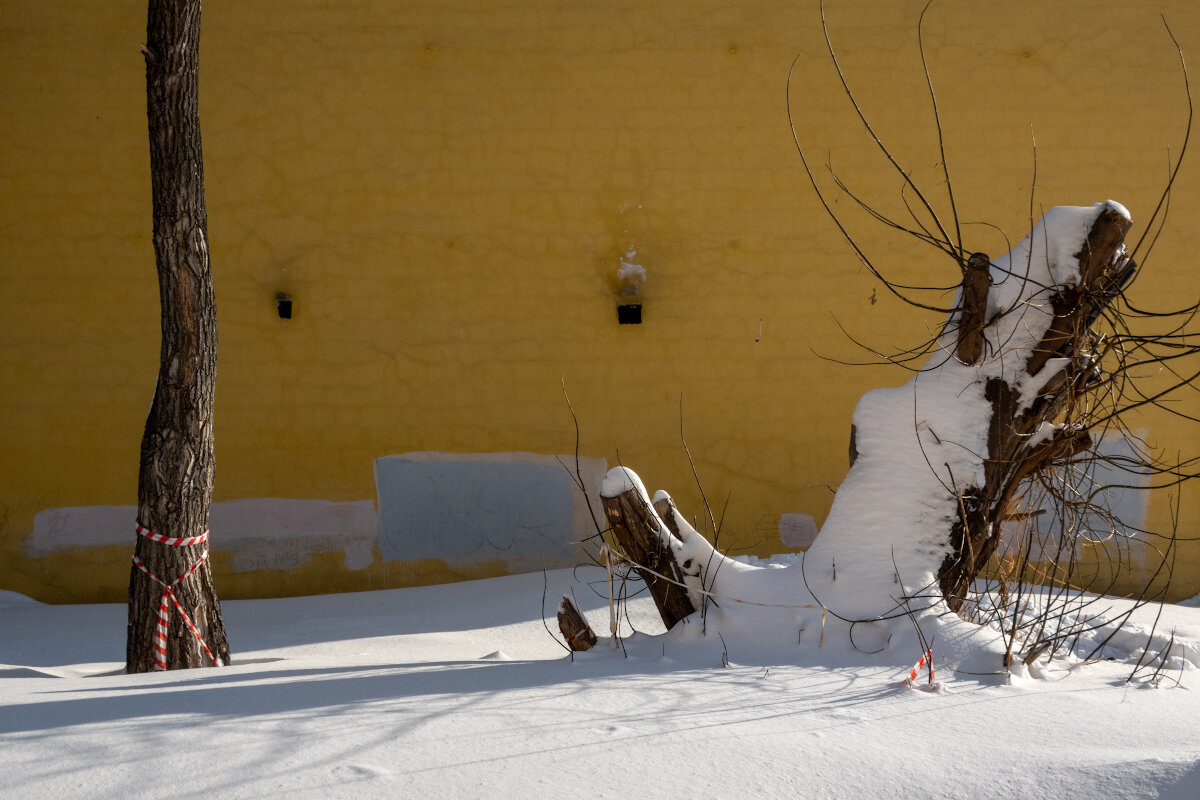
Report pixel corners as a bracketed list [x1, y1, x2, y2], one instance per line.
[2, 566, 1199, 799]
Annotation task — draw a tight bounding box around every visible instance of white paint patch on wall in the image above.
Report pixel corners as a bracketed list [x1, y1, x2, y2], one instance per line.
[216, 498, 378, 572]
[24, 452, 608, 577]
[25, 505, 134, 556]
[375, 451, 608, 572]
[25, 499, 379, 571]
[779, 513, 818, 549]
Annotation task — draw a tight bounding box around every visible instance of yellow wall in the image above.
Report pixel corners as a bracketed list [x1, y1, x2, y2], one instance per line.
[2, 0, 1199, 603]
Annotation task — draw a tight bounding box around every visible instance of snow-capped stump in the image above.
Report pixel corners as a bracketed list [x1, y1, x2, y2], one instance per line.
[651, 493, 683, 540]
[556, 595, 596, 652]
[600, 468, 696, 630]
[803, 202, 1137, 619]
[938, 203, 1134, 611]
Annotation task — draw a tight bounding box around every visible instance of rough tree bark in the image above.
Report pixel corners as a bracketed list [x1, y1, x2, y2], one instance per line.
[127, 0, 230, 673]
[955, 252, 992, 365]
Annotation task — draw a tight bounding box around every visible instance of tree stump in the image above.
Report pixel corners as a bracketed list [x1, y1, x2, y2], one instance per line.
[557, 595, 597, 651]
[602, 486, 696, 630]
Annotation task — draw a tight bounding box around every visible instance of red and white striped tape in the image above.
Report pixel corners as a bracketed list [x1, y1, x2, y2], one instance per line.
[136, 523, 209, 548]
[904, 648, 934, 687]
[132, 524, 219, 671]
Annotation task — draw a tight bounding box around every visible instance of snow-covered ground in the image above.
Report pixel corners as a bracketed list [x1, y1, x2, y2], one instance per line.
[2, 565, 1199, 799]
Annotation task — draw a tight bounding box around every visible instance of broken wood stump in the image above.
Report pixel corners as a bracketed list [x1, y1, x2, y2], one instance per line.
[602, 486, 696, 630]
[556, 595, 596, 651]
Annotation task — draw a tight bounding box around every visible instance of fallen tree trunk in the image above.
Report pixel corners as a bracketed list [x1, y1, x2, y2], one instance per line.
[595, 204, 1149, 646]
[772, 202, 1142, 623]
[937, 205, 1132, 611]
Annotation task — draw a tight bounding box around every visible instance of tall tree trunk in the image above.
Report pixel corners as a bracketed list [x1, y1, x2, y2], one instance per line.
[127, 0, 230, 673]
